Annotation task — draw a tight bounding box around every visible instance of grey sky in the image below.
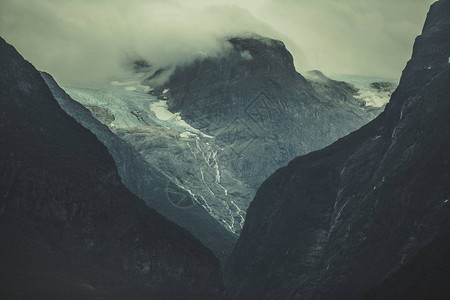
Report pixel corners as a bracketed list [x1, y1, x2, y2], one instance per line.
[0, 0, 435, 84]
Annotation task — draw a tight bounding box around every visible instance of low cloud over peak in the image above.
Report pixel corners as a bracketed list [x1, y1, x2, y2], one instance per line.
[0, 0, 434, 84]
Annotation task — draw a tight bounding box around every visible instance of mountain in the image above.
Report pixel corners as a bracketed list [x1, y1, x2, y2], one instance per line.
[303, 70, 360, 104]
[225, 1, 450, 299]
[0, 36, 224, 299]
[164, 35, 381, 189]
[329, 74, 398, 108]
[364, 232, 450, 300]
[63, 34, 387, 248]
[41, 72, 237, 264]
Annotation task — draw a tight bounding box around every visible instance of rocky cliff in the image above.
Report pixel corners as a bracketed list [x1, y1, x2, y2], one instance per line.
[225, 1, 450, 299]
[0, 36, 225, 299]
[164, 35, 381, 189]
[364, 232, 450, 300]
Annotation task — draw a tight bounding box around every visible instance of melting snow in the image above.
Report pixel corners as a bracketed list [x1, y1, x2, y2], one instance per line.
[111, 79, 151, 93]
[372, 135, 382, 141]
[355, 89, 391, 107]
[150, 100, 213, 138]
[150, 100, 175, 121]
[63, 74, 250, 234]
[330, 75, 398, 108]
[111, 80, 136, 86]
[180, 131, 197, 139]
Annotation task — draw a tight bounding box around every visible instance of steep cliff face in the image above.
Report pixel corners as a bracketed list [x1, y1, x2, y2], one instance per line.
[0, 37, 224, 299]
[225, 1, 450, 299]
[364, 232, 450, 300]
[41, 73, 236, 264]
[165, 35, 380, 189]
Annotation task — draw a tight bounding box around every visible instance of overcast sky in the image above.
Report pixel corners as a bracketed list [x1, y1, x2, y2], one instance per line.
[0, 0, 435, 84]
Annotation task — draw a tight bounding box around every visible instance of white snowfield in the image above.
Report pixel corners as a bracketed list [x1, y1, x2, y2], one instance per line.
[64, 74, 248, 235]
[66, 75, 212, 137]
[150, 100, 213, 138]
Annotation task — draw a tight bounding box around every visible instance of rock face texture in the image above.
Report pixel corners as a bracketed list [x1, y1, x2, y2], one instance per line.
[0, 37, 224, 299]
[364, 232, 450, 300]
[63, 35, 383, 245]
[166, 36, 380, 190]
[225, 1, 450, 299]
[42, 73, 236, 264]
[303, 70, 359, 104]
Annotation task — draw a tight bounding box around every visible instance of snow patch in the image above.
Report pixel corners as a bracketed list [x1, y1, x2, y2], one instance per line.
[150, 100, 213, 138]
[150, 100, 175, 121]
[356, 89, 391, 107]
[240, 50, 253, 61]
[371, 135, 382, 141]
[180, 131, 197, 139]
[111, 79, 151, 93]
[111, 80, 136, 86]
[330, 75, 398, 108]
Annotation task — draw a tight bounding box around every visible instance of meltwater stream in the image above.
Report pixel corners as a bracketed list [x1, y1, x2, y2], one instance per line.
[64, 74, 250, 234]
[63, 73, 396, 236]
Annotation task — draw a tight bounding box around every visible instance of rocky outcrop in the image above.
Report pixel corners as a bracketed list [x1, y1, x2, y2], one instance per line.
[0, 36, 225, 299]
[304, 70, 359, 104]
[225, 1, 450, 299]
[370, 82, 396, 93]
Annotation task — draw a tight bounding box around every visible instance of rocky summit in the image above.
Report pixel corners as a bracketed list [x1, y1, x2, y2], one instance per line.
[225, 1, 450, 299]
[165, 35, 381, 190]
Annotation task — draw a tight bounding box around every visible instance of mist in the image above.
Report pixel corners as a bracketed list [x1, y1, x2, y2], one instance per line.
[0, 0, 435, 85]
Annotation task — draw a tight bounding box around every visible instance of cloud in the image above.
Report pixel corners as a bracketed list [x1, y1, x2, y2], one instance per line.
[259, 0, 436, 78]
[0, 0, 435, 84]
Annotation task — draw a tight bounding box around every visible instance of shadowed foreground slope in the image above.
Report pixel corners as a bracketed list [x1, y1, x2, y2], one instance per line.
[364, 232, 450, 300]
[0, 36, 224, 299]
